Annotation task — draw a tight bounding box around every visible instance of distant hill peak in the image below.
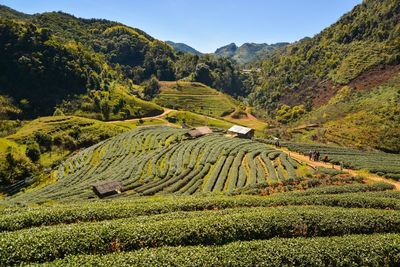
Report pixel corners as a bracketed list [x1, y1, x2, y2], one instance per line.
[165, 41, 202, 56]
[214, 42, 288, 64]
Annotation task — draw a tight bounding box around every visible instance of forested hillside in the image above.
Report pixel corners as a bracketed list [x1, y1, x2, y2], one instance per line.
[0, 6, 251, 120]
[166, 41, 202, 56]
[247, 0, 400, 151]
[249, 0, 400, 112]
[215, 42, 288, 64]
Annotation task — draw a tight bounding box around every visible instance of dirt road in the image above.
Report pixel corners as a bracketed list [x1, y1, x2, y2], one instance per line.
[106, 108, 173, 124]
[281, 148, 400, 190]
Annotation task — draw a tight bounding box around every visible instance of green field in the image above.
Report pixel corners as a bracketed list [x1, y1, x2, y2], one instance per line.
[1, 126, 399, 266]
[1, 190, 400, 265]
[154, 82, 236, 117]
[266, 140, 400, 180]
[159, 81, 220, 95]
[6, 126, 365, 203]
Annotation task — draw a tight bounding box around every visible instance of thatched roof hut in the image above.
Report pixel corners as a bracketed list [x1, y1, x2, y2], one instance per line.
[187, 126, 213, 138]
[92, 181, 123, 198]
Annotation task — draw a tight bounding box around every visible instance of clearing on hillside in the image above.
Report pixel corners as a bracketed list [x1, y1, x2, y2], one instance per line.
[8, 126, 363, 203]
[154, 81, 236, 117]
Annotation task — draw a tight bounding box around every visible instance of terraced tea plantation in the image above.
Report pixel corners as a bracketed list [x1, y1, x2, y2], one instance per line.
[154, 82, 236, 117]
[2, 126, 400, 266]
[1, 189, 400, 266]
[9, 126, 362, 203]
[272, 141, 400, 180]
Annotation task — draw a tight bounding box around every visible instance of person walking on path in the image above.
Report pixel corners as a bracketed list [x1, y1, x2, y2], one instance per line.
[315, 151, 320, 161]
[308, 150, 313, 161]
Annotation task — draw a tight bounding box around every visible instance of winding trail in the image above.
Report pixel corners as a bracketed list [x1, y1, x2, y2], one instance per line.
[106, 108, 173, 124]
[280, 148, 400, 190]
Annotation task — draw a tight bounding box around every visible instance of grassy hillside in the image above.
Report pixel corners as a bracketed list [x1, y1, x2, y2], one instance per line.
[6, 126, 367, 203]
[289, 73, 400, 152]
[165, 110, 233, 129]
[246, 0, 400, 152]
[249, 0, 400, 112]
[154, 81, 236, 117]
[0, 116, 134, 187]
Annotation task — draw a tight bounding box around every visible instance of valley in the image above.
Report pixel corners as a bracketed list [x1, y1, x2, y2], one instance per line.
[0, 0, 400, 265]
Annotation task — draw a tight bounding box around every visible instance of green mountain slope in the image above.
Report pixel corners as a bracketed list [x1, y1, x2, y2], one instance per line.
[166, 41, 202, 55]
[0, 6, 252, 118]
[249, 0, 400, 111]
[249, 0, 400, 152]
[294, 73, 400, 153]
[0, 9, 165, 119]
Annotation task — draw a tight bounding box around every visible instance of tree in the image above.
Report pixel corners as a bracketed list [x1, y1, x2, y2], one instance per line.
[193, 63, 212, 86]
[143, 76, 160, 100]
[100, 100, 111, 120]
[26, 142, 41, 162]
[53, 108, 64, 116]
[34, 132, 53, 152]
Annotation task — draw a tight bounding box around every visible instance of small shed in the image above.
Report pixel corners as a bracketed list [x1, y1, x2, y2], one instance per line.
[92, 180, 123, 198]
[187, 126, 213, 138]
[227, 125, 254, 138]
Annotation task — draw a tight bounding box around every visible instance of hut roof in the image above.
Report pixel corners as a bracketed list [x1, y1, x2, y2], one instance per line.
[92, 180, 122, 198]
[228, 125, 253, 135]
[187, 126, 213, 137]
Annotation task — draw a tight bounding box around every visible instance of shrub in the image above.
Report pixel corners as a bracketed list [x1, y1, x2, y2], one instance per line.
[48, 234, 400, 267]
[25, 142, 40, 162]
[1, 206, 400, 265]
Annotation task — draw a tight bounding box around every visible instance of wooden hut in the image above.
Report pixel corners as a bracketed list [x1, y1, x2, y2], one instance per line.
[187, 126, 213, 138]
[227, 125, 254, 138]
[92, 181, 123, 198]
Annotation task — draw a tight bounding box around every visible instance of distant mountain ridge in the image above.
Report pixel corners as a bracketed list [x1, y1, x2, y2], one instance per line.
[166, 40, 289, 64]
[166, 41, 202, 56]
[214, 42, 289, 64]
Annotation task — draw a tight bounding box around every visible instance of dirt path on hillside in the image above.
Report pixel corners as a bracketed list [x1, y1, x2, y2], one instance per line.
[106, 108, 173, 124]
[280, 148, 400, 190]
[161, 94, 220, 97]
[223, 107, 259, 121]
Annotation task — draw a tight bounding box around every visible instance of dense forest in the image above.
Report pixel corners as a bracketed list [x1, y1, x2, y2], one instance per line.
[0, 6, 251, 120]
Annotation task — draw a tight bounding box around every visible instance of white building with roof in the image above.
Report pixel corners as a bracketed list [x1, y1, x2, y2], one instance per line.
[227, 125, 254, 138]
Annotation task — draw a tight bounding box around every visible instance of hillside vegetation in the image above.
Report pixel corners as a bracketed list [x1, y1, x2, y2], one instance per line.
[155, 81, 236, 117]
[166, 41, 202, 56]
[214, 42, 288, 64]
[5, 126, 368, 204]
[0, 6, 252, 120]
[2, 189, 400, 265]
[249, 0, 400, 112]
[0, 116, 133, 186]
[292, 72, 400, 152]
[245, 0, 400, 152]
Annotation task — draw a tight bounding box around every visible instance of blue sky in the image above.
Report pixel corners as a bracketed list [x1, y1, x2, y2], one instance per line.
[2, 0, 362, 53]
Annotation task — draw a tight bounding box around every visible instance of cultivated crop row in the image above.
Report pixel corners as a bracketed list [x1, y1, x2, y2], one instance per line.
[43, 233, 400, 267]
[2, 206, 400, 265]
[1, 184, 396, 232]
[9, 127, 313, 202]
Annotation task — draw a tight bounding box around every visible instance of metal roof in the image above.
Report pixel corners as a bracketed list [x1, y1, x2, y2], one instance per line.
[228, 125, 253, 135]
